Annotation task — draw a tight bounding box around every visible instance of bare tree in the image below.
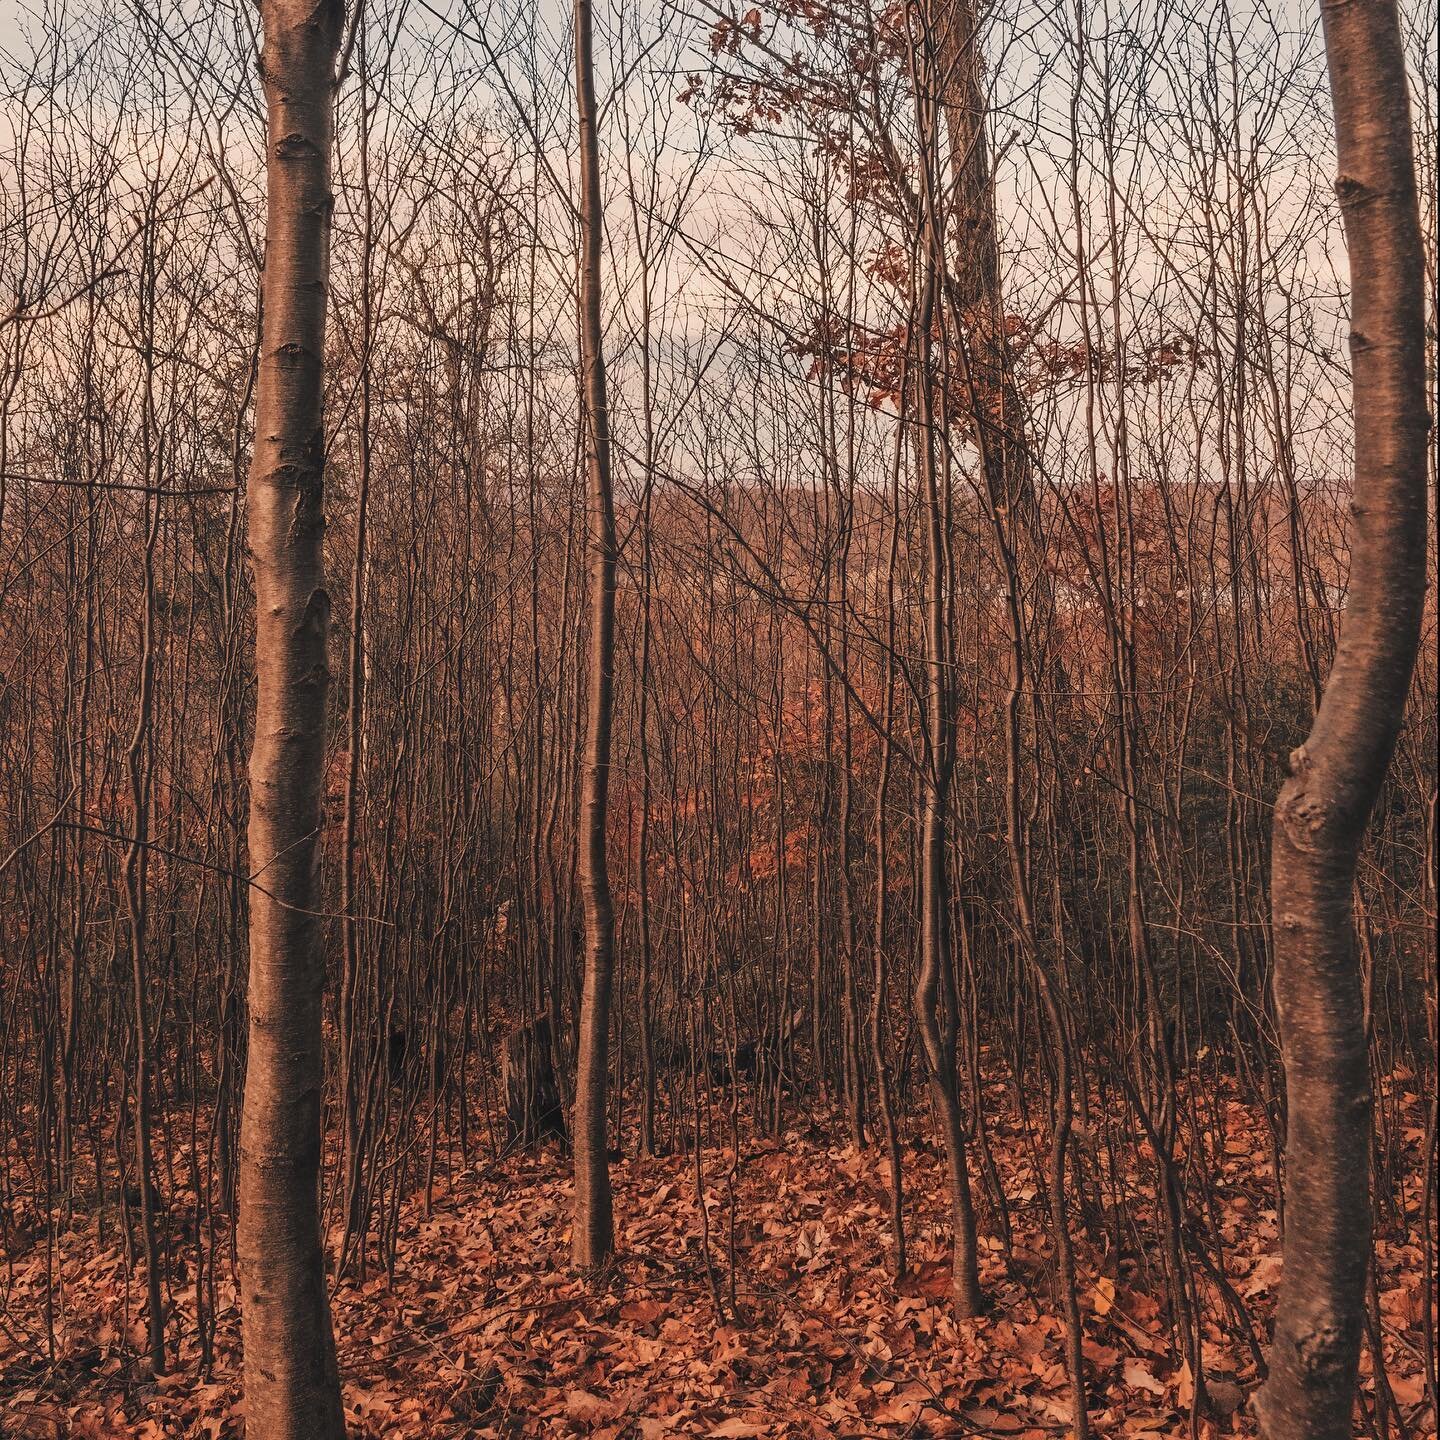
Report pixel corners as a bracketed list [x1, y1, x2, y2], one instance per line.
[1256, 0, 1429, 1435]
[236, 0, 348, 1433]
[570, 0, 620, 1269]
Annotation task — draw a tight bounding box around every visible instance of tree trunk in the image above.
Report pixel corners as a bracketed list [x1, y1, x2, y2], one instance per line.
[504, 1016, 567, 1149]
[339, 22, 376, 1268]
[912, 279, 983, 1322]
[570, 0, 619, 1271]
[1255, 2, 1427, 1435]
[933, 0, 1033, 531]
[122, 258, 165, 1373]
[237, 0, 347, 1435]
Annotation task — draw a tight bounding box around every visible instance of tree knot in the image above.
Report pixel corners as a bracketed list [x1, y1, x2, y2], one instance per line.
[1294, 1320, 1349, 1378]
[1333, 173, 1371, 207]
[275, 133, 321, 161]
[274, 341, 313, 370]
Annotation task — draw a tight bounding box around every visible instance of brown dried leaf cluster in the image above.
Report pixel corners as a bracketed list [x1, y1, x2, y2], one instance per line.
[1, 1072, 1431, 1437]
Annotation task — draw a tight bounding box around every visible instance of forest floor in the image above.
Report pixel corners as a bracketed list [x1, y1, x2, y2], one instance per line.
[0, 1066, 1433, 1439]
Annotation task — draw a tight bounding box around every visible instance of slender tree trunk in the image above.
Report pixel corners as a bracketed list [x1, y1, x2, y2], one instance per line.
[637, 497, 657, 1157]
[237, 0, 347, 1434]
[339, 24, 375, 1267]
[122, 435, 165, 1378]
[120, 204, 166, 1375]
[907, 28, 984, 1322]
[913, 322, 983, 1322]
[571, 0, 619, 1270]
[871, 476, 907, 1277]
[1256, 2, 1427, 1435]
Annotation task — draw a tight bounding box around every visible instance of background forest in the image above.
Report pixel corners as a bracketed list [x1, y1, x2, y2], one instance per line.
[0, 0, 1434, 1433]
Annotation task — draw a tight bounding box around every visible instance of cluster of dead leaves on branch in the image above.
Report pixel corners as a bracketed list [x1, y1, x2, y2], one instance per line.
[0, 1070, 1432, 1438]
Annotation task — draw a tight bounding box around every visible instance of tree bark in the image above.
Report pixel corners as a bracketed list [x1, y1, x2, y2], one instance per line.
[1255, 2, 1427, 1435]
[504, 1015, 567, 1148]
[932, 0, 1033, 530]
[570, 0, 619, 1271]
[339, 22, 376, 1268]
[906, 22, 985, 1324]
[237, 0, 347, 1434]
[913, 283, 983, 1323]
